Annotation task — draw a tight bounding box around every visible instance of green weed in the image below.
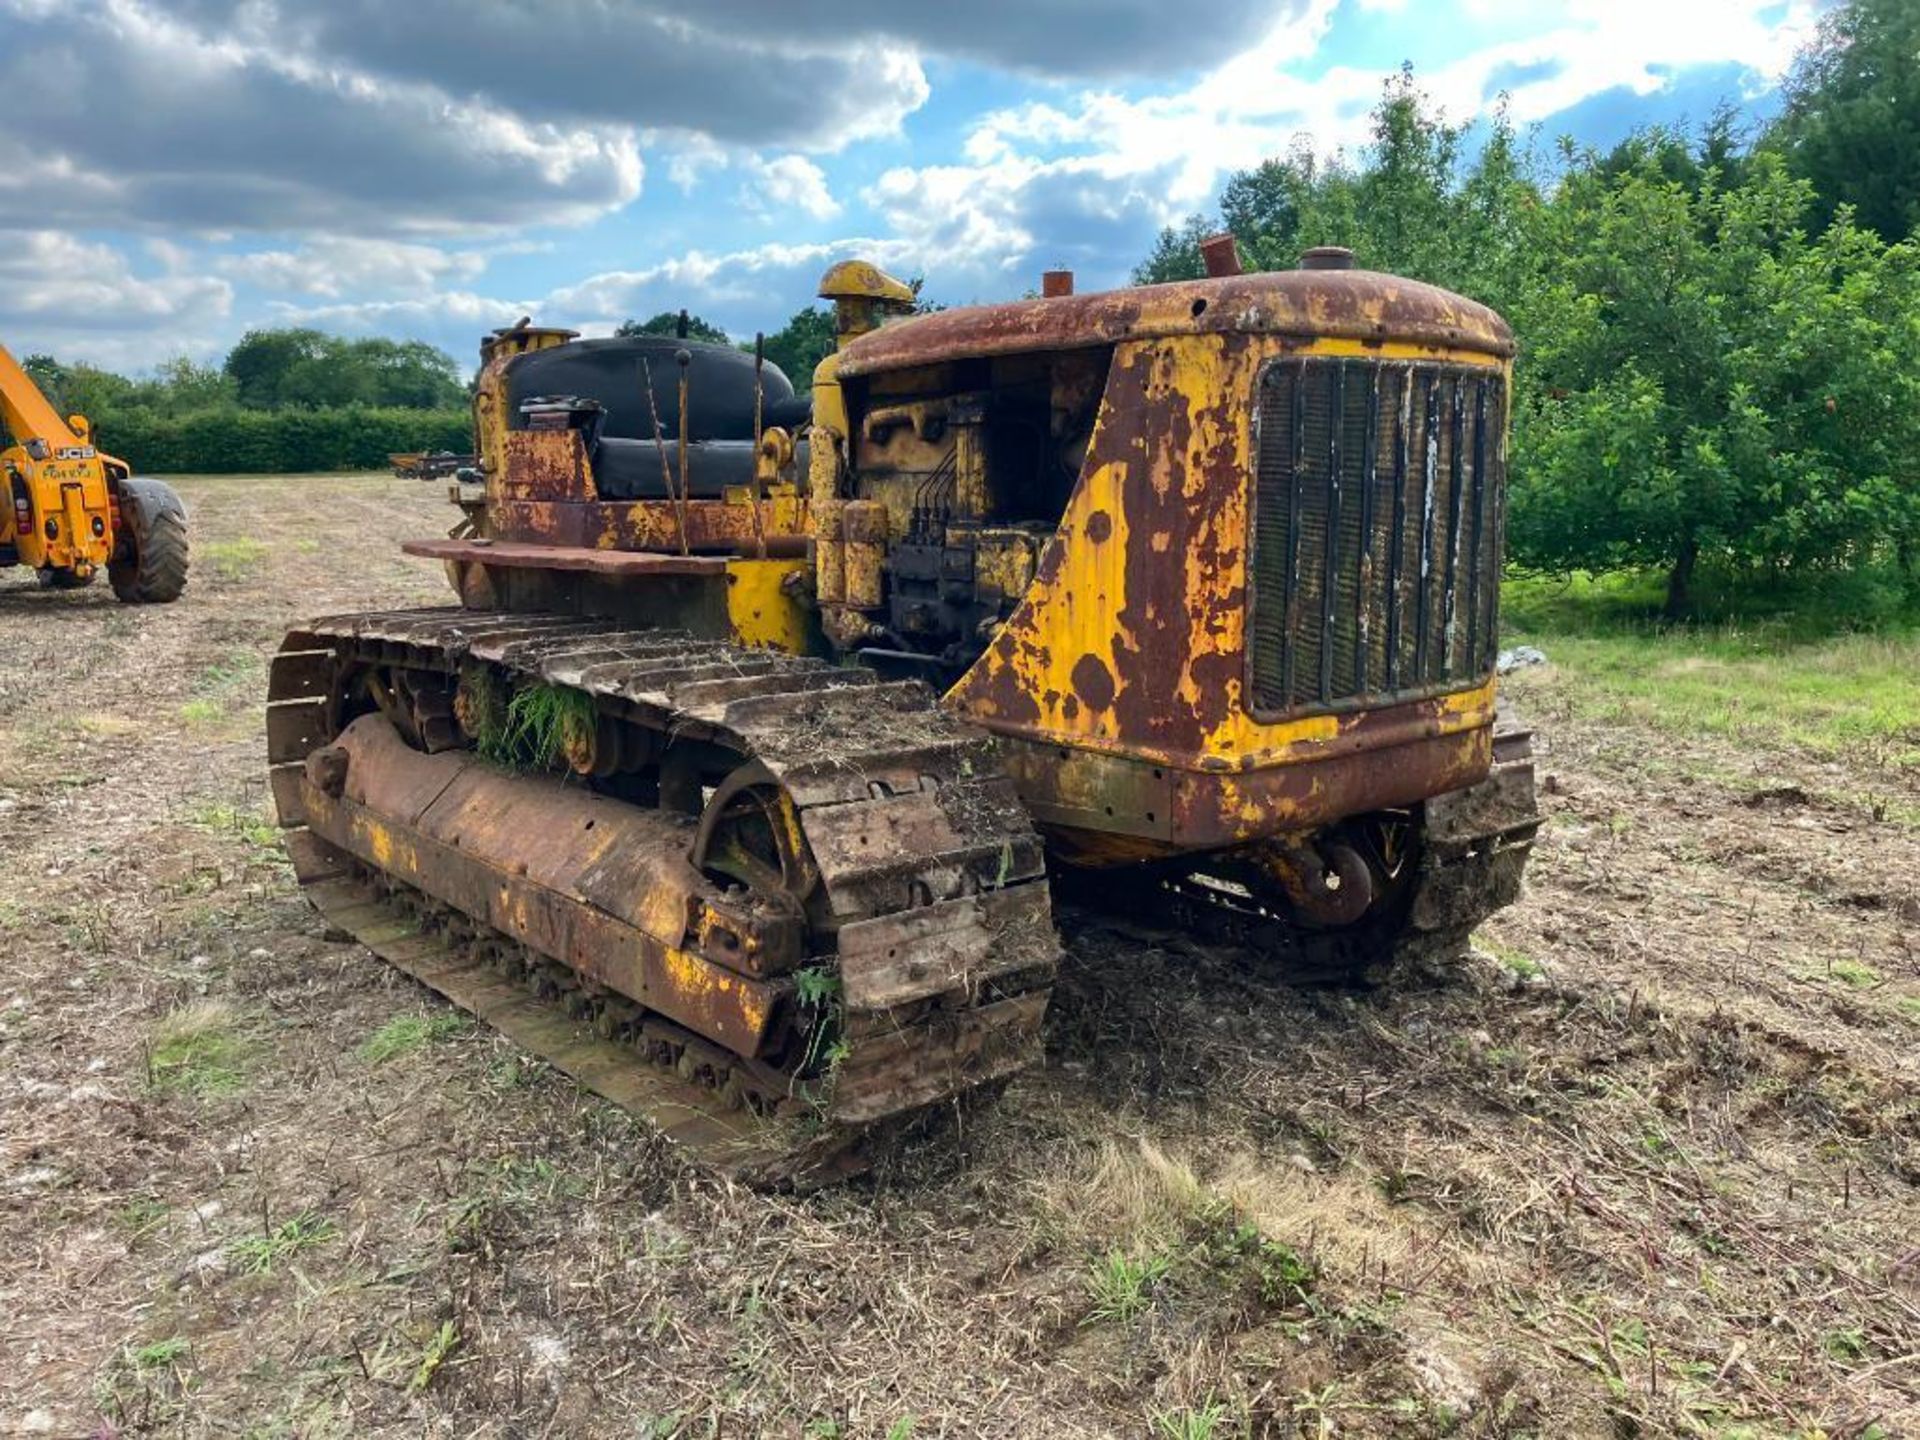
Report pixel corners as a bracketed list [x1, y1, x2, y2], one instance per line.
[1188, 1204, 1316, 1309]
[794, 966, 842, 1008]
[178, 697, 224, 727]
[227, 1213, 338, 1274]
[1827, 959, 1882, 988]
[202, 537, 268, 582]
[116, 1196, 170, 1239]
[498, 682, 596, 769]
[1154, 1402, 1229, 1440]
[130, 1338, 190, 1371]
[189, 800, 281, 850]
[1823, 1326, 1868, 1361]
[1477, 931, 1543, 980]
[408, 1320, 460, 1394]
[1084, 1251, 1171, 1326]
[148, 1001, 251, 1097]
[463, 664, 513, 763]
[794, 965, 847, 1078]
[357, 1012, 469, 1065]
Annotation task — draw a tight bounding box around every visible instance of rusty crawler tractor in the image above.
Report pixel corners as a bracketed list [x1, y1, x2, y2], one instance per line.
[267, 245, 1539, 1182]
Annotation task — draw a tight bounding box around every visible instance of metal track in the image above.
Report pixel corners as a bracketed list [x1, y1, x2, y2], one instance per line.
[267, 608, 1057, 1185]
[267, 607, 1538, 1182]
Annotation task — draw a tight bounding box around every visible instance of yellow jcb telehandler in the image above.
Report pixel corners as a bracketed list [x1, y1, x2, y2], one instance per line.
[1, 341, 189, 602]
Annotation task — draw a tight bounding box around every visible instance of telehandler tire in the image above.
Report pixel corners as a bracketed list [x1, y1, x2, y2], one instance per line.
[109, 477, 189, 604]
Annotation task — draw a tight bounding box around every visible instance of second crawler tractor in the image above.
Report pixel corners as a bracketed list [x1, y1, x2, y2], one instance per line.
[267, 247, 1539, 1181]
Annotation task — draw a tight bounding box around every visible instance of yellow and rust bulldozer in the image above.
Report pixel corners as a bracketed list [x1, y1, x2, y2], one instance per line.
[266, 242, 1538, 1182]
[1, 342, 189, 602]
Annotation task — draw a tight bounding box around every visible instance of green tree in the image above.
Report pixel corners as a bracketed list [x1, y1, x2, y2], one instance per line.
[21, 357, 141, 424]
[1131, 69, 1531, 301]
[348, 338, 465, 409]
[222, 328, 463, 409]
[1772, 0, 1920, 243]
[152, 356, 237, 411]
[760, 307, 838, 393]
[615, 311, 731, 344]
[1507, 151, 1920, 612]
[1133, 213, 1214, 284]
[224, 328, 333, 408]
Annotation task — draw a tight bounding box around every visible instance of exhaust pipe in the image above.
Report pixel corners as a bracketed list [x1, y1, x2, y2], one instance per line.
[1200, 233, 1242, 278]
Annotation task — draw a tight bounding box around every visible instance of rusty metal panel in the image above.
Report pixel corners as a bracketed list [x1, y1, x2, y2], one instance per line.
[838, 882, 1054, 1010]
[502, 430, 591, 501]
[837, 268, 1514, 377]
[266, 648, 334, 700]
[945, 329, 1503, 856]
[490, 498, 807, 555]
[304, 781, 782, 1057]
[403, 538, 725, 577]
[266, 698, 329, 764]
[302, 715, 790, 1056]
[268, 764, 308, 827]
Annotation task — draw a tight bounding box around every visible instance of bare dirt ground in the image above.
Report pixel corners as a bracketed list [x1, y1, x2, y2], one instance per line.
[1, 475, 1915, 1439]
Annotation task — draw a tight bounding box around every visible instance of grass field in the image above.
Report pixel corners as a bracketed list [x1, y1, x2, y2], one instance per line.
[1, 476, 1916, 1438]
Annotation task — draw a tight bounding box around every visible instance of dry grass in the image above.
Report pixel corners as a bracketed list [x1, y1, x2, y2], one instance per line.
[0, 474, 1916, 1437]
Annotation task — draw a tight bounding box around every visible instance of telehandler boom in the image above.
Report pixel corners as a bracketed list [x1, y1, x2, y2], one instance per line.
[0, 342, 189, 601]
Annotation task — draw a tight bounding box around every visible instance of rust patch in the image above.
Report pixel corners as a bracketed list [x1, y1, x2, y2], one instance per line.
[492, 498, 807, 556]
[1070, 654, 1115, 713]
[1085, 509, 1113, 543]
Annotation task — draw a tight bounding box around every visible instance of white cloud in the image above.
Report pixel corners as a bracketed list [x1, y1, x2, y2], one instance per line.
[662, 134, 731, 194]
[0, 0, 645, 236]
[546, 238, 917, 325]
[743, 156, 843, 222]
[222, 239, 492, 299]
[875, 0, 1822, 288]
[0, 231, 231, 329]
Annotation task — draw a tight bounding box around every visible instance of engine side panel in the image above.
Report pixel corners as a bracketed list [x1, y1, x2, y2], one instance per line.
[945, 331, 1505, 856]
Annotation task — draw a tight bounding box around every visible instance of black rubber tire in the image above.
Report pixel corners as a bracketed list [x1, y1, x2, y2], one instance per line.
[109, 477, 189, 604]
[38, 567, 96, 590]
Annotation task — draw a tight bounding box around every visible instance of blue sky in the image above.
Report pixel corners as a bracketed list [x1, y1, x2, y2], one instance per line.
[0, 0, 1823, 375]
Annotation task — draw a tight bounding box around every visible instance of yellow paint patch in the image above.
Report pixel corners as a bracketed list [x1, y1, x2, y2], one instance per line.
[727, 558, 813, 653]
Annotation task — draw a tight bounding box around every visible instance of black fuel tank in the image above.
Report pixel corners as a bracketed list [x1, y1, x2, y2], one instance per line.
[505, 336, 811, 442]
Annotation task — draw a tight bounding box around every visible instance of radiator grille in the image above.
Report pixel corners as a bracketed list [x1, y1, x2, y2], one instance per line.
[1249, 358, 1506, 716]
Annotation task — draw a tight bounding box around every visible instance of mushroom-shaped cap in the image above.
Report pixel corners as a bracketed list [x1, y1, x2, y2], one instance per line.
[816, 259, 916, 306]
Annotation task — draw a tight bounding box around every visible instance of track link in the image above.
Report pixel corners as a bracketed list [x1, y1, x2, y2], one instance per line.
[267, 608, 1058, 1185]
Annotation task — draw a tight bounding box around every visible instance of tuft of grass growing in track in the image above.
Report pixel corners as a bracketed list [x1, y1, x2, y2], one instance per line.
[475, 679, 597, 769]
[358, 1012, 470, 1065]
[147, 1001, 253, 1097]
